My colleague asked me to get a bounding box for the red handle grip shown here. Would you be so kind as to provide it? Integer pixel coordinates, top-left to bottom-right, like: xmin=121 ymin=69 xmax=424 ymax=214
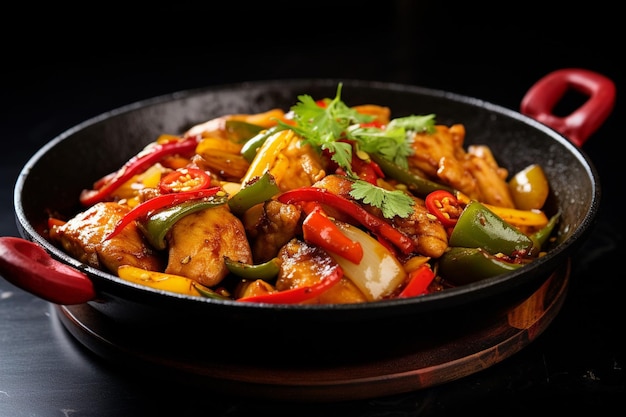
xmin=0 ymin=236 xmax=95 ymax=304
xmin=520 ymin=68 xmax=615 ymax=147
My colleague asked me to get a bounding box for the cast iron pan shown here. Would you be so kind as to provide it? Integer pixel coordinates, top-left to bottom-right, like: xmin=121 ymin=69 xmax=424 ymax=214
xmin=0 ymin=69 xmax=615 ymax=358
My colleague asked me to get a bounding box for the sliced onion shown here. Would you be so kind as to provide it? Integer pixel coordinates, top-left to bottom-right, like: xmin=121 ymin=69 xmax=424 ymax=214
xmin=329 ymin=222 xmax=406 ymax=301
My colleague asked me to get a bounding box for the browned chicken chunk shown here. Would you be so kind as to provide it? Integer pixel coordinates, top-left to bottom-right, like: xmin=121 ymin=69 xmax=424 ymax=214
xmin=242 ymin=200 xmax=302 ymax=263
xmin=309 ymin=174 xmax=358 ymax=224
xmin=165 ymin=204 xmax=252 ymax=287
xmin=409 ymin=124 xmax=515 ymax=207
xmin=50 ymin=202 xmax=163 ymax=273
xmin=312 ymin=174 xmax=354 ymax=196
xmin=465 ymin=144 xmax=514 ymax=207
xmin=391 ymin=197 xmax=448 ymax=258
xmin=276 ymin=238 xmax=367 ymax=304
xmin=272 ymin=136 xmax=327 ymax=191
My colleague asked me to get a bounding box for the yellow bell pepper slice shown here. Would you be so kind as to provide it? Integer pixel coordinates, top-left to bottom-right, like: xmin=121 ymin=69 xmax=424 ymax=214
xmin=117 ymin=265 xmax=210 ymax=297
xmin=508 ymin=164 xmax=550 ymax=210
xmin=455 ymin=191 xmax=548 ymax=228
xmin=483 ymin=204 xmax=549 ymax=228
xmin=239 ymin=129 xmax=294 ymax=186
xmin=228 ymin=108 xmax=286 ymax=128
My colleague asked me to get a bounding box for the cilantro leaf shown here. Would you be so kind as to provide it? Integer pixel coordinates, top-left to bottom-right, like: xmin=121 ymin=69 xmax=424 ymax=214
xmin=345 ymin=125 xmax=414 ymax=168
xmin=349 ymin=180 xmax=415 ymax=219
xmin=387 ymin=114 xmax=437 ymax=134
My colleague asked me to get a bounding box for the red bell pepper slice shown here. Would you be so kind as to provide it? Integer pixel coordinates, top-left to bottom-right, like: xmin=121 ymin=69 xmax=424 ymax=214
xmin=278 ymin=187 xmax=416 ymax=255
xmin=301 ymin=203 xmax=363 ymax=264
xmin=159 ymin=167 xmax=211 ymax=194
xmin=80 ymin=135 xmax=201 ymax=206
xmin=237 ymin=262 xmax=343 ymax=304
xmin=425 ymin=190 xmax=462 ymax=228
xmin=398 ymin=264 xmax=435 ymax=298
xmin=104 ymin=187 xmax=221 ymax=240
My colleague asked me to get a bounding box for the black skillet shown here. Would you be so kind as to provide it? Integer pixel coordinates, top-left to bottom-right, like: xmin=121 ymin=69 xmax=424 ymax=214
xmin=0 ymin=69 xmax=615 ymax=371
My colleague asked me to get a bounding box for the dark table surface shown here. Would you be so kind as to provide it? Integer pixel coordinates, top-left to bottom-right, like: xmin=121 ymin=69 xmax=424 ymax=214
xmin=1 ymin=4 xmax=624 ymax=416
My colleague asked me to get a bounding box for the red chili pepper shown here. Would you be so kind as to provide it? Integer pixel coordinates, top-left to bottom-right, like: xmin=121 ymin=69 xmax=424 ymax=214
xmin=237 ymin=262 xmax=343 ymax=304
xmin=278 ymin=187 xmax=416 ymax=255
xmin=397 ymin=264 xmax=435 ymax=298
xmin=350 ymin=154 xmax=383 ymax=185
xmin=159 ymin=167 xmax=211 ymax=194
xmin=301 ymin=203 xmax=363 ymax=264
xmin=425 ymin=190 xmax=462 ymax=228
xmin=104 ymin=187 xmax=221 ymax=240
xmin=79 ymin=135 xmax=200 ymax=206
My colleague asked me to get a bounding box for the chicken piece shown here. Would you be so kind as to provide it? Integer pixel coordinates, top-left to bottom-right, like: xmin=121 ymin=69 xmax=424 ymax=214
xmin=50 ymin=202 xmax=163 ymax=274
xmin=312 ymin=174 xmax=353 ymax=196
xmin=409 ymin=124 xmax=515 ymax=207
xmin=391 ymin=197 xmax=449 ymax=258
xmin=191 ymin=139 xmax=250 ymax=182
xmin=165 ymin=204 xmax=252 ymax=287
xmin=242 ymin=200 xmax=302 ymax=263
xmin=271 ymin=137 xmax=327 ymax=192
xmin=409 ymin=124 xmax=480 ymax=196
xmin=276 ymin=238 xmax=367 ymax=304
xmin=309 ymin=174 xmax=356 ymax=224
xmin=352 ymin=104 xmax=391 ymax=125
xmin=465 ymin=145 xmax=514 ymax=208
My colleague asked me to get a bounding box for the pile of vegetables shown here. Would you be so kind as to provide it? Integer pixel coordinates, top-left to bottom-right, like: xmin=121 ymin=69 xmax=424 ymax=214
xmin=49 ymin=84 xmax=558 ymax=304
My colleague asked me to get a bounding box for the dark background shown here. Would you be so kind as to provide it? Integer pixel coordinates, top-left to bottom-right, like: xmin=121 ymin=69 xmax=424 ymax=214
xmin=3 ymin=3 xmax=623 ymax=235
xmin=2 ymin=3 xmax=624 ymax=416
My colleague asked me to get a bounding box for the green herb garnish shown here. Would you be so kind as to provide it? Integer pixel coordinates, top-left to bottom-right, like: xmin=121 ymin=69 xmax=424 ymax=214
xmin=349 ymin=179 xmax=415 ymax=219
xmin=278 ymin=83 xmax=436 ymax=219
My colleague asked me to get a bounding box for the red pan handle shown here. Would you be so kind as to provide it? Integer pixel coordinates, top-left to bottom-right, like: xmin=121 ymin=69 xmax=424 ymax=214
xmin=0 ymin=236 xmax=95 ymax=304
xmin=520 ymin=68 xmax=615 ymax=147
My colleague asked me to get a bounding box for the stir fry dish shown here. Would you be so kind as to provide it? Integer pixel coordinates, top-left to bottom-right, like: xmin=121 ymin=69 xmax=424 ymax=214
xmin=48 ymin=84 xmax=558 ymax=304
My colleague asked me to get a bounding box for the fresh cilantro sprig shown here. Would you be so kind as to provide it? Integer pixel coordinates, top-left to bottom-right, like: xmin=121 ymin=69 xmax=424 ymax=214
xmin=349 ymin=179 xmax=415 ymax=219
xmin=277 ymin=83 xmax=436 ymax=219
xmin=345 ymin=125 xmax=412 ymax=168
xmin=284 ymin=84 xmax=373 ymax=175
xmin=347 ymin=114 xmax=436 ymax=168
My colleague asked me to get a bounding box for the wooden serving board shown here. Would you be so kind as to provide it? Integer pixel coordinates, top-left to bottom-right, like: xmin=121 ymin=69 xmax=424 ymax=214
xmin=55 ymin=261 xmax=570 ymax=402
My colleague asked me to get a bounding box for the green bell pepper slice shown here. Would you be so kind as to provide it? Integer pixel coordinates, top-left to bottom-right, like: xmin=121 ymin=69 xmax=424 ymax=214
xmin=240 ymin=125 xmax=287 ymax=162
xmin=438 ymin=247 xmax=526 ymax=285
xmin=449 ymin=200 xmax=534 ymax=256
xmin=530 ymin=211 xmax=561 ymax=252
xmin=224 ymin=256 xmax=280 ymax=281
xmin=193 ymin=284 xmax=232 ymax=300
xmin=224 ymin=120 xmax=265 ymax=143
xmin=138 ymin=195 xmax=228 ymax=250
xmin=369 ymin=153 xmax=456 ymax=197
xmin=227 ymin=171 xmax=280 ymax=215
